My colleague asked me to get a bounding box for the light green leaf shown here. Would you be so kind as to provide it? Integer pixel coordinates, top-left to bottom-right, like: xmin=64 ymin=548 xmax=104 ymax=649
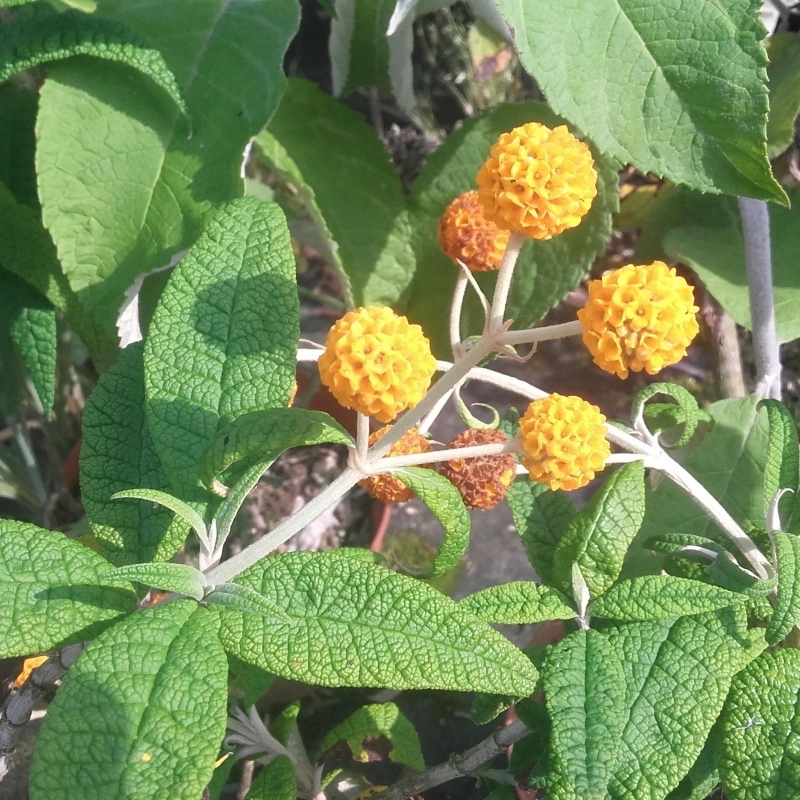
xmin=393 ymin=466 xmax=470 ymax=577
xmin=111 ymin=489 xmax=209 ymax=549
xmin=80 ymin=342 xmax=188 ymax=565
xmin=552 ymin=462 xmax=646 ymax=598
xmin=0 ymin=520 xmax=136 ymax=658
xmin=632 ymin=383 xmax=704 ymax=449
xmin=493 ymin=0 xmax=786 ymax=204
xmin=506 ymin=479 xmax=575 ymax=584
xmin=766 ymin=531 xmax=800 ymax=645
xmin=759 ymin=399 xmax=799 ymax=531
xmin=544 ymin=629 xmax=625 ymax=800
xmin=604 ymin=609 xmax=758 ymax=800
xmin=144 ymin=198 xmax=298 ymax=509
xmin=109 ymin=563 xmax=206 ymax=601
xmin=459 ymin=581 xmax=575 ymax=624
xmin=664 ymin=724 xmax=722 ymax=800
xmin=205 ymin=583 xmax=291 ymax=623
xmin=246 ymin=756 xmax=296 ymax=800
xmin=0 ymin=85 xmax=38 ymax=208
xmin=258 ymin=79 xmax=413 ymax=308
xmin=767 ymin=33 xmax=800 ymax=158
xmin=721 ymin=648 xmax=800 ymax=799
xmin=201 ymin=408 xmax=352 ymax=490
xmin=402 ymin=102 xmax=616 ymax=356
xmin=318 ymin=702 xmax=425 ymax=771
xmin=589 ymin=576 xmax=744 ymax=621
xmin=215 ymin=551 xmax=539 ymax=695
xmin=29 ymin=601 xmax=228 ymax=800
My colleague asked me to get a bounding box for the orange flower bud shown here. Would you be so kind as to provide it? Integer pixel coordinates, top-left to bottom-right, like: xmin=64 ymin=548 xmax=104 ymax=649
xmin=360 ymin=426 xmax=433 ymax=504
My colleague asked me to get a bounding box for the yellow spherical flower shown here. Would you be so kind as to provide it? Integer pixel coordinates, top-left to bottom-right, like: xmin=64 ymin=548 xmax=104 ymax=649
xmin=360 ymin=426 xmax=433 ymax=504
xmin=577 ymin=262 xmax=700 ymax=379
xmin=476 ymin=122 xmax=597 ymax=240
xmin=437 ymin=190 xmax=510 ymax=272
xmin=519 ymin=394 xmax=609 ymax=491
xmin=318 ymin=306 xmax=437 ymax=423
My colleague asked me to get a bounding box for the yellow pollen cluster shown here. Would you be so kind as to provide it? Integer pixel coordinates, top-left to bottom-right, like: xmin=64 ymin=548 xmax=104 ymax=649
xmin=437 ymin=190 xmax=510 ymax=272
xmin=577 ymin=262 xmax=700 ymax=379
xmin=318 ymin=306 xmax=437 ymax=423
xmin=476 ymin=122 xmax=597 ymax=240
xmin=440 ymin=428 xmax=516 ymax=510
xmin=519 ymin=394 xmax=609 ymax=491
xmin=360 ymin=426 xmax=433 ymax=504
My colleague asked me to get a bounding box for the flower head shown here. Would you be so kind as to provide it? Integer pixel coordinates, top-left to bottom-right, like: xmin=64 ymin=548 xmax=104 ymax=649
xmin=437 ymin=190 xmax=510 ymax=272
xmin=360 ymin=426 xmax=432 ymax=504
xmin=318 ymin=306 xmax=437 ymax=423
xmin=577 ymin=262 xmax=700 ymax=379
xmin=440 ymin=428 xmax=516 ymax=510
xmin=519 ymin=394 xmax=609 ymax=491
xmin=476 ymin=122 xmax=597 ymax=240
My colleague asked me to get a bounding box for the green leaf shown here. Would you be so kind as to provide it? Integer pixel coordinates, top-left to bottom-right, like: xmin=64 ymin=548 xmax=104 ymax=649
xmin=0 ymin=520 xmax=136 ymax=658
xmin=552 ymin=462 xmax=646 ymax=598
xmin=767 ymin=33 xmax=800 ymax=158
xmin=759 ymin=399 xmax=799 ymax=531
xmin=201 ymin=408 xmax=352 ymax=490
xmin=708 ymin=549 xmax=777 ymax=596
xmin=402 ymin=102 xmax=617 ymax=357
xmin=0 ymin=7 xmax=185 ymax=112
xmin=544 ymin=629 xmax=625 ymax=800
xmin=459 ymin=581 xmax=575 ymax=624
xmin=603 ymin=609 xmax=758 ymax=800
xmin=318 ymin=702 xmax=425 ymax=771
xmin=28 ymin=601 xmax=228 ymax=800
xmin=393 ymin=466 xmax=470 ymax=577
xmin=721 ymin=648 xmax=800 ymax=799
xmin=331 ymin=0 xmax=392 ymax=96
xmin=664 ymin=723 xmax=722 ymax=800
xmin=80 ymin=342 xmax=188 ymax=565
xmin=589 ymin=576 xmax=744 ymax=621
xmin=246 ymin=756 xmax=296 ymax=800
xmin=259 ymin=78 xmax=413 ymax=308
xmin=0 ymin=85 xmax=38 ymax=208
xmin=493 ymin=0 xmax=786 ymax=204
xmin=144 ymin=198 xmax=298 ymax=509
xmin=215 ymin=551 xmax=539 ymax=695
xmin=632 ymin=382 xmax=704 ymax=449
xmin=766 ymin=531 xmax=800 ymax=645
xmin=109 ymin=563 xmax=206 ymax=601
xmin=205 ymin=583 xmax=291 ymax=623
xmin=506 ymin=479 xmax=575 ymax=584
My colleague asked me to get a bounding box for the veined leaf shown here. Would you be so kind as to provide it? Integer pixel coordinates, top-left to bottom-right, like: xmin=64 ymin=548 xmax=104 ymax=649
xmin=393 ymin=466 xmax=470 ymax=578
xmin=767 ymin=33 xmax=800 ymax=158
xmin=632 ymin=382 xmax=704 ymax=449
xmin=246 ymin=756 xmax=296 ymax=800
xmin=766 ymin=531 xmax=800 ymax=645
xmin=759 ymin=399 xmax=799 ymax=531
xmin=109 ymin=563 xmax=206 ymax=601
xmin=29 ymin=602 xmax=228 ymax=800
xmin=81 ymin=343 xmax=188 ymax=565
xmin=493 ymin=0 xmax=786 ymax=204
xmin=459 ymin=581 xmax=575 ymax=624
xmin=318 ymin=702 xmax=425 ymax=771
xmin=144 ymin=198 xmax=298 ymax=510
xmin=215 ymin=551 xmax=539 ymax=695
xmin=665 ymin=723 xmax=722 ymax=800
xmin=544 ymin=630 xmax=625 ymax=800
xmin=0 ymin=520 xmax=136 ymax=658
xmin=205 ymin=583 xmax=291 ymax=623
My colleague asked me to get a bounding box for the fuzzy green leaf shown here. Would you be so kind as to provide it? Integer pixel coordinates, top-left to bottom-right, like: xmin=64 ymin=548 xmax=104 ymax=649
xmin=760 ymin=399 xmax=799 ymax=530
xmin=545 ymin=629 xmax=625 ymax=800
xmin=506 ymin=480 xmax=575 ymax=583
xmin=246 ymin=756 xmax=296 ymax=800
xmin=767 ymin=33 xmax=800 ymax=158
xmin=144 ymin=198 xmax=298 ymax=510
xmin=29 ymin=601 xmax=228 ymax=800
xmin=81 ymin=343 xmax=188 ymax=565
xmin=109 ymin=563 xmax=206 ymax=601
xmin=552 ymin=463 xmax=646 ymax=598
xmin=393 ymin=467 xmax=470 ymax=577
xmin=766 ymin=531 xmax=800 ymax=645
xmin=632 ymin=382 xmax=703 ymax=449
xmin=0 ymin=520 xmax=136 ymax=658
xmin=205 ymin=583 xmax=291 ymax=623
xmin=459 ymin=581 xmax=575 ymax=624
xmin=318 ymin=702 xmax=425 ymax=771
xmin=494 ymin=0 xmax=786 ymax=204
xmin=589 ymin=576 xmax=744 ymax=621
xmin=215 ymin=551 xmax=539 ymax=695
xmin=664 ymin=724 xmax=722 ymax=800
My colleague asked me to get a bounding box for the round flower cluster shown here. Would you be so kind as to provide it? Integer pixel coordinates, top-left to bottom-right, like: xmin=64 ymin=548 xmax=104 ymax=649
xmin=577 ymin=262 xmax=700 ymax=379
xmin=440 ymin=428 xmax=516 ymax=510
xmin=318 ymin=306 xmax=437 ymax=423
xmin=476 ymin=122 xmax=597 ymax=240
xmin=359 ymin=426 xmax=432 ymax=504
xmin=437 ymin=190 xmax=510 ymax=272
xmin=519 ymin=394 xmax=609 ymax=491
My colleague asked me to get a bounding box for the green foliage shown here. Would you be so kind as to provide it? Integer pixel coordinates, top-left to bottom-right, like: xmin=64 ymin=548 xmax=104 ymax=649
xmin=144 ymin=198 xmax=298 ymax=510
xmin=632 ymin=382 xmax=706 ymax=448
xmin=318 ymin=702 xmax=425 ymax=771
xmin=765 ymin=532 xmax=800 ymax=645
xmin=28 ymin=602 xmax=228 ymax=800
xmin=109 ymin=563 xmax=206 ymax=601
xmin=760 ymin=399 xmax=800 ymax=530
xmin=665 ymin=724 xmax=722 ymax=800
xmin=459 ymin=581 xmax=575 ymax=624
xmin=0 ymin=520 xmax=136 ymax=658
xmin=0 ymin=85 xmax=38 ymax=208
xmin=767 ymin=33 xmax=800 ymax=158
xmin=205 ymin=583 xmax=291 ymax=623
xmin=493 ymin=0 xmax=786 ymax=204
xmin=246 ymin=756 xmax=296 ymax=800
xmin=215 ymin=551 xmax=539 ymax=694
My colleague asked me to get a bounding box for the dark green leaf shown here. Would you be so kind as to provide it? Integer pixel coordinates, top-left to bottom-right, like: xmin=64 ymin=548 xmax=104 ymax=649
xmin=759 ymin=399 xmax=799 ymax=531
xmin=766 ymin=531 xmax=800 ymax=645
xmin=246 ymin=756 xmax=296 ymax=800
xmin=767 ymin=33 xmax=800 ymax=158
xmin=632 ymin=383 xmax=704 ymax=449
xmin=0 ymin=85 xmax=38 ymax=208
xmin=664 ymin=723 xmax=722 ymax=800
xmin=459 ymin=581 xmax=575 ymax=624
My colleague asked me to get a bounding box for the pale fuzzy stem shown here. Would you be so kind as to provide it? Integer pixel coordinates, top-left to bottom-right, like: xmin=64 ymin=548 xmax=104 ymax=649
xmin=500 ymin=319 xmax=584 ymax=346
xmin=365 ymin=438 xmax=518 ymax=474
xmin=417 ymin=385 xmax=458 ymax=435
xmin=450 ymin=270 xmax=468 ymax=359
xmin=356 ymin=413 xmax=370 ymax=462
xmin=488 ymin=232 xmax=525 ymax=333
